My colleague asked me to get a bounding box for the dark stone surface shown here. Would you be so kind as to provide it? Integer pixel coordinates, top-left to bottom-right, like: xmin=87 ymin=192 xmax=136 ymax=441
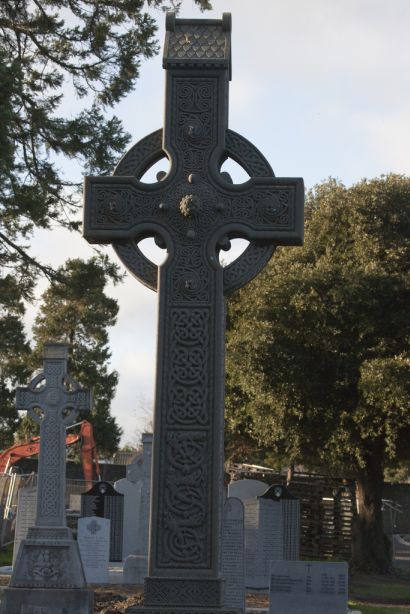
xmin=81 ymin=481 xmax=124 ymax=561
xmin=83 ymin=11 xmax=304 ymax=614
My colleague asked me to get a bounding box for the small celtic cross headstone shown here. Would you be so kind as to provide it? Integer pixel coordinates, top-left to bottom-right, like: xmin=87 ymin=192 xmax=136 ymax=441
xmin=16 ymin=344 xmax=92 ymax=527
xmin=1 ymin=344 xmax=94 ymax=614
xmin=84 ymin=12 xmax=304 ymax=614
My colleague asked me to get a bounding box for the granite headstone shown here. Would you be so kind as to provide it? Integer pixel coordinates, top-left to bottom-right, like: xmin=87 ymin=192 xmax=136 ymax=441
xmin=81 ymin=480 xmax=124 ymax=562
xmin=228 ymin=479 xmax=269 ymax=502
xmin=78 ymin=516 xmax=110 ymax=584
xmin=221 ymin=497 xmax=245 ymax=611
xmin=269 ymin=560 xmax=348 ymax=614
xmin=114 ymin=477 xmax=142 ymax=560
xmin=244 ymin=496 xmax=284 ymax=589
xmin=123 ymin=433 xmax=153 ymax=583
xmin=261 ymin=485 xmax=300 ymax=560
xmin=12 ymin=486 xmax=37 ymax=567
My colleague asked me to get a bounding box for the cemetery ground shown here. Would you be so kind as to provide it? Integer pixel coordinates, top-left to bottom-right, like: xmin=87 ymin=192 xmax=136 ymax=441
xmin=1 ymin=564 xmax=410 ymax=613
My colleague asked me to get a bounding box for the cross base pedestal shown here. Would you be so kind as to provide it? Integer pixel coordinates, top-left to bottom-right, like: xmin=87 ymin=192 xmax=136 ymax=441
xmin=1 ymin=527 xmax=93 ymax=614
xmin=144 ymin=577 xmax=225 ymax=608
xmin=126 ymin=607 xmax=241 ymax=614
xmin=0 ymin=587 xmax=93 ymax=614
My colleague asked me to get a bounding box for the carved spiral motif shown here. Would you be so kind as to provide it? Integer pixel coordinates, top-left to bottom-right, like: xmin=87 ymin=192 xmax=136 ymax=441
xmin=165 ymin=528 xmax=204 ymax=564
xmin=160 ymin=431 xmax=208 ymax=566
xmin=97 ymin=188 xmax=134 ymax=224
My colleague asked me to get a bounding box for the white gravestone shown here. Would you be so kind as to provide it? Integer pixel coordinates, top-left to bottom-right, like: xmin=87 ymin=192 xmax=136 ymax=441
xmin=282 ymin=497 xmax=300 ymax=560
xmin=123 ymin=433 xmax=153 ymax=584
xmin=269 ymin=560 xmax=348 ymax=614
xmin=12 ymin=486 xmax=37 ymax=568
xmin=262 ymin=484 xmax=300 ymax=560
xmin=114 ymin=477 xmax=142 ymax=560
xmin=228 ymin=479 xmax=269 ymax=501
xmin=78 ymin=516 xmax=110 ymax=584
xmin=245 ymin=497 xmax=283 ymax=589
xmin=135 ymin=432 xmax=152 ymax=556
xmin=222 ymin=497 xmax=245 ymax=611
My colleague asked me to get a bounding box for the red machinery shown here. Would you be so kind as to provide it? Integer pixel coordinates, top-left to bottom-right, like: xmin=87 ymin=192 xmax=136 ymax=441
xmin=0 ymin=420 xmax=100 ymax=485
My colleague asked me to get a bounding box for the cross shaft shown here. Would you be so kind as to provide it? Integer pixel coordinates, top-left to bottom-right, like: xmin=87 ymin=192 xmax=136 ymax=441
xmin=83 ymin=12 xmax=304 ymax=612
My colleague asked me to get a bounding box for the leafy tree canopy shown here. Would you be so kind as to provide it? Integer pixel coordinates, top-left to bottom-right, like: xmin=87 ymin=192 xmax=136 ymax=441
xmin=0 ymin=0 xmax=211 ymax=298
xmin=0 ymin=0 xmax=211 ymax=451
xmin=226 ymin=175 xmax=410 ymax=571
xmin=17 ymin=256 xmax=123 ymax=457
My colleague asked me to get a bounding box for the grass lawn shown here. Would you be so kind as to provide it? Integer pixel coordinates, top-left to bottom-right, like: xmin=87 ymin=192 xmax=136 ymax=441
xmin=0 ymin=543 xmax=13 ymax=566
xmin=349 ymin=603 xmax=410 ymax=613
xmin=350 ymin=571 xmax=410 ymax=602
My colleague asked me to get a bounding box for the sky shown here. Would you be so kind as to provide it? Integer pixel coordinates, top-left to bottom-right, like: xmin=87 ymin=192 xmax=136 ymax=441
xmin=27 ymin=0 xmax=410 ymax=446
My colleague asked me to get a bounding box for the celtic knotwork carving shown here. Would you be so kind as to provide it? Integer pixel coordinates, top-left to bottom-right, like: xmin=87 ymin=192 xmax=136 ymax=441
xmin=173 ymin=309 xmax=209 ymax=345
xmin=96 ymin=187 xmax=134 ymax=224
xmin=28 ymin=547 xmax=64 ymax=583
xmin=173 ymin=347 xmax=207 ymax=384
xmin=109 ymin=127 xmax=280 ymax=293
xmin=144 ymin=577 xmax=224 ymax=607
xmin=113 ymin=240 xmax=158 ymax=291
xmin=115 ymin=129 xmax=163 ymax=178
xmin=168 ymin=385 xmax=207 ymax=426
xmin=175 ymin=80 xmax=216 ymax=155
xmin=27 ymin=527 xmax=68 ymax=540
xmin=223 ymin=242 xmax=276 ymax=295
xmin=168 ymin=307 xmax=209 ymax=425
xmin=158 ymin=431 xmax=209 ymax=567
xmin=40 ymin=472 xmax=60 ymax=518
xmin=224 ymin=130 xmax=273 ymax=177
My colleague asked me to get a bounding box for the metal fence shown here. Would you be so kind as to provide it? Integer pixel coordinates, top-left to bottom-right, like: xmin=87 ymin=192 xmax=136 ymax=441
xmin=0 ymin=473 xmax=103 ymax=546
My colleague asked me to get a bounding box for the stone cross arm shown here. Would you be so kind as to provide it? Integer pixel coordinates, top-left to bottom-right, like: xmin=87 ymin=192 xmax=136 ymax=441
xmin=83 ymin=172 xmax=304 ymax=249
xmin=16 ymin=344 xmax=92 ymax=426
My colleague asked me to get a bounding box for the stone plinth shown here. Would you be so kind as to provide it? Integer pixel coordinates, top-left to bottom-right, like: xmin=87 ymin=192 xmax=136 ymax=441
xmin=2 ymin=588 xmax=93 ymax=614
xmin=2 ymin=527 xmax=93 ymax=613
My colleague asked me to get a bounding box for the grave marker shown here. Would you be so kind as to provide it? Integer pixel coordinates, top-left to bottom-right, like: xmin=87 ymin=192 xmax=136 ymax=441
xmin=269 ymin=560 xmax=348 ymax=614
xmin=123 ymin=433 xmax=153 ymax=584
xmin=244 ymin=497 xmax=283 ymax=589
xmin=1 ymin=344 xmax=93 ymax=614
xmin=83 ymin=11 xmax=304 ymax=614
xmin=12 ymin=486 xmax=37 ymax=568
xmin=81 ymin=480 xmax=124 ymax=561
xmin=228 ymin=479 xmax=269 ymax=501
xmin=222 ymin=498 xmax=245 ymax=611
xmin=114 ymin=477 xmax=141 ymax=559
xmin=260 ymin=484 xmax=300 ymax=560
xmin=77 ymin=516 xmax=110 ymax=584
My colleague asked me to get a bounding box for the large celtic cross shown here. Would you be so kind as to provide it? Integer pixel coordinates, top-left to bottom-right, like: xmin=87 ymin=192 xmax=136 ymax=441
xmin=84 ymin=13 xmax=303 ymax=612
xmin=16 ymin=344 xmax=92 ymax=527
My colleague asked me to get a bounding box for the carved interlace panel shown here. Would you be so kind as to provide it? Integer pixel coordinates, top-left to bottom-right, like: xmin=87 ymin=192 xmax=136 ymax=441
xmin=83 ymin=13 xmax=304 ymax=599
xmin=15 ymin=350 xmax=91 ymax=527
